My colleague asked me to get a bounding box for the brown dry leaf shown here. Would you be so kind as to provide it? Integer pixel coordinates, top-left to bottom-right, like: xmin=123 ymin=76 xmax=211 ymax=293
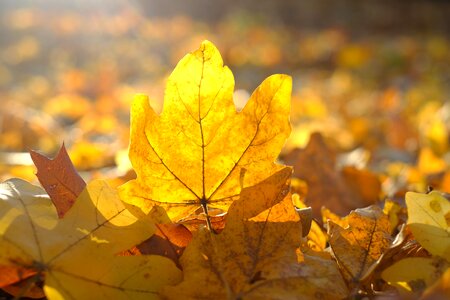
xmin=328 ymin=205 xmax=393 ymax=291
xmin=342 ymin=166 xmax=381 ymax=205
xmin=30 ymin=144 xmax=86 ymax=218
xmin=119 ymin=40 xmax=292 ymax=221
xmin=1 ymin=273 xmax=45 ymax=299
xmin=292 ymin=194 xmax=326 ymax=250
xmin=161 ymin=168 xmax=348 ymax=299
xmin=285 ymin=132 xmax=380 ymax=219
xmin=123 ymin=223 xmax=192 ymax=269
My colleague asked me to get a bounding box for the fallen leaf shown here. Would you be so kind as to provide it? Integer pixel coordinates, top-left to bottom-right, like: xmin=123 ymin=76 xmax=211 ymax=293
xmin=342 ymin=166 xmax=381 ymax=206
xmin=0 ymin=266 xmax=36 ymax=290
xmin=285 ymin=132 xmax=380 ymax=219
xmin=405 ymin=191 xmax=450 ymax=260
xmin=0 ymin=178 xmax=181 ymax=299
xmin=292 ymin=194 xmax=325 ymax=249
xmin=381 ymin=257 xmax=449 ymax=295
xmin=328 ymin=205 xmax=393 ymax=291
xmin=119 ymin=40 xmax=292 ymax=221
xmin=1 ymin=274 xmax=45 ymax=299
xmin=162 ymin=168 xmax=348 ymax=299
xmin=30 ymin=143 xmax=86 ymax=218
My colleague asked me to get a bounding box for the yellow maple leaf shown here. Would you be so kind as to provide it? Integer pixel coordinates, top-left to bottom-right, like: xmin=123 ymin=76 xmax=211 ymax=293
xmin=406 ymin=191 xmax=450 ymax=260
xmin=0 ymin=179 xmax=181 ymax=299
xmin=161 ymin=168 xmax=348 ymax=299
xmin=119 ymin=40 xmax=292 ymax=221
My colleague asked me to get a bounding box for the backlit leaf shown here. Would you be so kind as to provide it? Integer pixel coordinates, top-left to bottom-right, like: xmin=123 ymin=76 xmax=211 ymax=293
xmin=162 ymin=168 xmax=348 ymax=299
xmin=119 ymin=40 xmax=292 ymax=221
xmin=0 ymin=178 xmax=181 ymax=299
xmin=382 ymin=257 xmax=449 ymax=295
xmin=30 ymin=144 xmax=86 ymax=218
xmin=406 ymin=191 xmax=450 ymax=260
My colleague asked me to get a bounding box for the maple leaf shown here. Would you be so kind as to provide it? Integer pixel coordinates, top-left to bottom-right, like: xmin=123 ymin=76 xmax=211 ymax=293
xmin=405 ymin=191 xmax=450 ymax=260
xmin=30 ymin=143 xmax=86 ymax=218
xmin=161 ymin=168 xmax=348 ymax=299
xmin=119 ymin=40 xmax=292 ymax=221
xmin=285 ymin=132 xmax=381 ymax=219
xmin=0 ymin=178 xmax=181 ymax=299
xmin=328 ymin=206 xmax=393 ymax=292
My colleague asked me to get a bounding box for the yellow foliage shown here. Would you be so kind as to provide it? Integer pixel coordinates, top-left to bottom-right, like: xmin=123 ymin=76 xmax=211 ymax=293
xmin=382 ymin=257 xmax=449 ymax=295
xmin=162 ymin=168 xmax=347 ymax=299
xmin=406 ymin=191 xmax=450 ymax=260
xmin=0 ymin=179 xmax=181 ymax=299
xmin=119 ymin=40 xmax=292 ymax=221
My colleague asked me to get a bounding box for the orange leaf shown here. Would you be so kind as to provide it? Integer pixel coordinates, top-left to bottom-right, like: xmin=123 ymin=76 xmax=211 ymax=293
xmin=30 ymin=144 xmax=85 ymax=218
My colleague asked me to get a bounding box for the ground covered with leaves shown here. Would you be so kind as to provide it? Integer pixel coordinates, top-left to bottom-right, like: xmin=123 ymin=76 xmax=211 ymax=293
xmin=0 ymin=1 xmax=449 ymax=299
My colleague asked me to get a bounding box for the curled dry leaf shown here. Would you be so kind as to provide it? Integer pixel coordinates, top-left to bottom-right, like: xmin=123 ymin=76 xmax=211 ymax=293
xmin=119 ymin=40 xmax=292 ymax=221
xmin=0 ymin=179 xmax=181 ymax=299
xmin=30 ymin=143 xmax=86 ymax=218
xmin=328 ymin=205 xmax=393 ymax=291
xmin=162 ymin=168 xmax=348 ymax=300
xmin=292 ymin=194 xmax=326 ymax=250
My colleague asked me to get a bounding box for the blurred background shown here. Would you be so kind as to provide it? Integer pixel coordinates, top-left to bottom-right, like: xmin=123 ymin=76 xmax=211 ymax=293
xmin=0 ymin=0 xmax=449 ymax=197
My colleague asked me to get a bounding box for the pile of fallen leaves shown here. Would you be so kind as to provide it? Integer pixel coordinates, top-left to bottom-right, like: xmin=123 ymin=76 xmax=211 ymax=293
xmin=1 ymin=41 xmax=449 ymax=300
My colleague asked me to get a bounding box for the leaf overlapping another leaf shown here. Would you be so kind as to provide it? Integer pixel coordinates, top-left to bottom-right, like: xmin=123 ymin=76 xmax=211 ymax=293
xmin=406 ymin=191 xmax=450 ymax=260
xmin=162 ymin=168 xmax=348 ymax=299
xmin=30 ymin=144 xmax=86 ymax=218
xmin=0 ymin=179 xmax=181 ymax=299
xmin=119 ymin=40 xmax=292 ymax=221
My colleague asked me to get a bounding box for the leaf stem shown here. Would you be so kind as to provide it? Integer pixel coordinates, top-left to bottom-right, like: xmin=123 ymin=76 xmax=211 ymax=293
xmin=201 ymin=200 xmax=214 ymax=233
